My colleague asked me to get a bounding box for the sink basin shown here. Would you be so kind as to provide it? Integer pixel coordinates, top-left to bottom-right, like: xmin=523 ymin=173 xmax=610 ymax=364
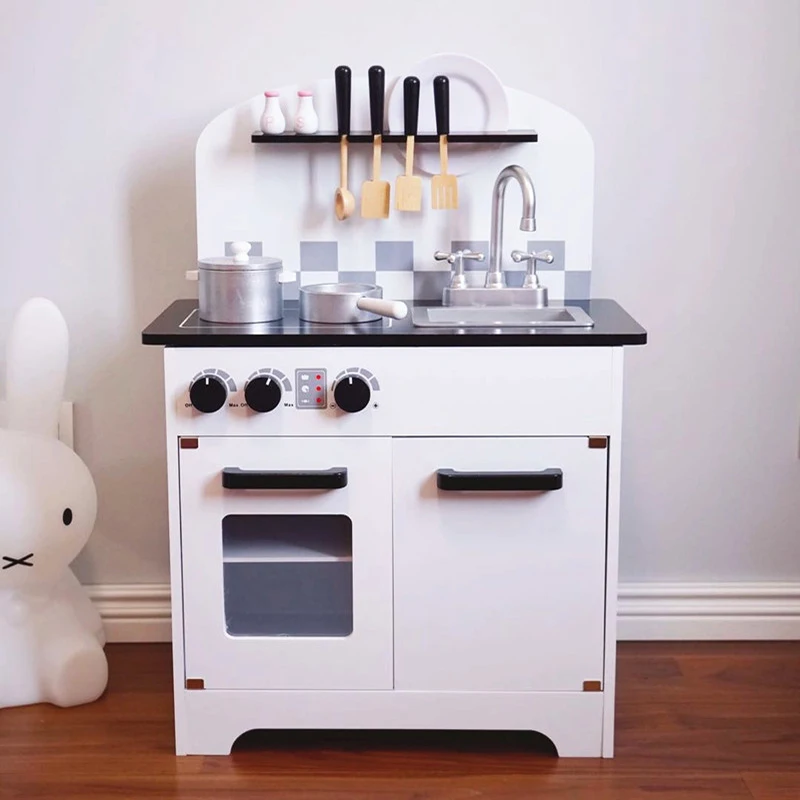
xmin=411 ymin=306 xmax=595 ymax=328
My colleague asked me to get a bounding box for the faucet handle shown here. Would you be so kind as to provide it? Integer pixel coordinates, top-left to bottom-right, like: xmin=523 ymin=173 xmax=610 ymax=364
xmin=510 ymin=249 xmax=554 ymax=265
xmin=511 ymin=249 xmax=553 ymax=286
xmin=434 ymin=249 xmax=485 ymax=289
xmin=434 ymin=249 xmax=485 ymax=264
xmin=509 ymin=250 xmax=552 ymax=304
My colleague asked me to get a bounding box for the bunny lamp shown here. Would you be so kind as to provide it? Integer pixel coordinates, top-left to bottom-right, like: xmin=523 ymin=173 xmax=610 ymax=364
xmin=0 ymin=297 xmax=107 ymax=708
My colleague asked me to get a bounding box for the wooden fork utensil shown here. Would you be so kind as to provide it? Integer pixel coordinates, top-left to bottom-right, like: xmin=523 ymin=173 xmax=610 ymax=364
xmin=431 ymin=75 xmax=458 ymax=210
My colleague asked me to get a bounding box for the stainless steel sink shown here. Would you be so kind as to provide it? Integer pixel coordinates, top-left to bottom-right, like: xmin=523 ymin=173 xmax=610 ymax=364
xmin=411 ymin=306 xmax=595 ymax=328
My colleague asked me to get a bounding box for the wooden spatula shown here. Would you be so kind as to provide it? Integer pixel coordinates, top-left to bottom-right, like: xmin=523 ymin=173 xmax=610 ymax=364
xmin=361 ymin=65 xmax=390 ymax=218
xmin=431 ymin=75 xmax=458 ymax=210
xmin=395 ymin=76 xmax=422 ymax=212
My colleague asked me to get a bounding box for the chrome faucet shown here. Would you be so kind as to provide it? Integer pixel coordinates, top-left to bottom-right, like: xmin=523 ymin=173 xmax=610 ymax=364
xmin=486 ymin=165 xmax=537 ymax=289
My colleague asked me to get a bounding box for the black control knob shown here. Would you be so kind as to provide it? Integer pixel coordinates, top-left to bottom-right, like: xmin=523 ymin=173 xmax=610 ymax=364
xmin=245 ymin=375 xmax=282 ymax=413
xmin=189 ymin=374 xmax=228 ymax=414
xmin=334 ymin=375 xmax=371 ymax=413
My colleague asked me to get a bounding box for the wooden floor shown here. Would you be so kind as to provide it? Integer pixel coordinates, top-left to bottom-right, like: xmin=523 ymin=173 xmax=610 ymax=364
xmin=1 ymin=643 xmax=799 ymax=799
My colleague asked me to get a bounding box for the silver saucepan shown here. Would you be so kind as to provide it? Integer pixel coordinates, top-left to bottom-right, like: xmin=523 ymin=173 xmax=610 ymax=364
xmin=299 ymin=283 xmax=408 ymax=324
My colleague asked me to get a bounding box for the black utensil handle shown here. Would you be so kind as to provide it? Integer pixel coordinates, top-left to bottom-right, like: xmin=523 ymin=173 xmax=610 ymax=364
xmin=335 ymin=65 xmax=351 ymax=136
xmin=404 ymin=76 xmax=420 ymax=137
xmin=436 ymin=468 xmax=563 ymax=492
xmin=222 ymin=467 xmax=348 ymax=490
xmin=433 ymin=75 xmax=449 ymax=136
xmin=368 ymin=65 xmax=385 ymax=136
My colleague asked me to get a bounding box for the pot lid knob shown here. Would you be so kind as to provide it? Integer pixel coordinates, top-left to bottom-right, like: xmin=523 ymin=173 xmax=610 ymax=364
xmin=230 ymin=241 xmax=251 ymax=264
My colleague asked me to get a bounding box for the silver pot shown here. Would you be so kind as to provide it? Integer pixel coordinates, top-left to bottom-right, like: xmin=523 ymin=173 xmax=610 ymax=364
xmin=191 ymin=242 xmax=294 ymax=323
xmin=299 ymin=283 xmax=408 ymax=324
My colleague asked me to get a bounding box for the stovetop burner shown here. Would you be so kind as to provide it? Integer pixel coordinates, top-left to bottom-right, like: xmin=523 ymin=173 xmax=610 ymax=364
xmin=178 ymin=306 xmax=394 ymax=334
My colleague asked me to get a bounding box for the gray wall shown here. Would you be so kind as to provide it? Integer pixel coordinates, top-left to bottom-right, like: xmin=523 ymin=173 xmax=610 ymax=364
xmin=0 ymin=0 xmax=798 ymax=585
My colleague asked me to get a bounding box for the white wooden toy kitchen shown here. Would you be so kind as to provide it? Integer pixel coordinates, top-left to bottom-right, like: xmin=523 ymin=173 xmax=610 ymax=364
xmin=142 ymin=56 xmax=647 ymax=758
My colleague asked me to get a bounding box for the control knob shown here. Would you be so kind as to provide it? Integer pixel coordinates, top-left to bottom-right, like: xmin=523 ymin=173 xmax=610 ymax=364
xmin=245 ymin=375 xmax=282 ymax=413
xmin=189 ymin=374 xmax=228 ymax=414
xmin=333 ymin=374 xmax=371 ymax=413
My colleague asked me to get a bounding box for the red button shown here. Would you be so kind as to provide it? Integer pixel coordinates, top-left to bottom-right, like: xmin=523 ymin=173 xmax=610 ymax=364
xmin=316 ymin=386 xmax=321 ymax=392
xmin=316 ymin=398 xmax=322 ymax=404
xmin=316 ymin=374 xmax=321 ymax=380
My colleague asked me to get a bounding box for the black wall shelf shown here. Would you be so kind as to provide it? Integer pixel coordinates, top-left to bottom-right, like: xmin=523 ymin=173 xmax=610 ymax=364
xmin=251 ymin=130 xmax=538 ymax=145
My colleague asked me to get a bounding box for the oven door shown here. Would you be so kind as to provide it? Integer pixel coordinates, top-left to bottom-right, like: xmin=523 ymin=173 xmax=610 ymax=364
xmin=178 ymin=436 xmax=392 ymax=690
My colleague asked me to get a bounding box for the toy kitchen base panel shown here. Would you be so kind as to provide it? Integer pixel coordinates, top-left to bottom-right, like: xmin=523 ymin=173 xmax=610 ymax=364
xmin=180 ymin=690 xmax=604 ymax=757
xmin=163 ymin=347 xmax=624 ymax=758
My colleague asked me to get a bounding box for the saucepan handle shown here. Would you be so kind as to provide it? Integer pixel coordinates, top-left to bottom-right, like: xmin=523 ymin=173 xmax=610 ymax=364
xmin=356 ymin=297 xmax=408 ymax=320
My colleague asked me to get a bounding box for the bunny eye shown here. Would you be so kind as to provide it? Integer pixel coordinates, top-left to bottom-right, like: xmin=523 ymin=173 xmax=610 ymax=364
xmin=62 ymin=508 xmax=73 ymax=526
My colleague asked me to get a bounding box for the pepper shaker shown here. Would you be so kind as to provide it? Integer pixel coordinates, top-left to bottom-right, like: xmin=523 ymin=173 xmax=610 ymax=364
xmin=294 ymin=90 xmax=319 ymax=134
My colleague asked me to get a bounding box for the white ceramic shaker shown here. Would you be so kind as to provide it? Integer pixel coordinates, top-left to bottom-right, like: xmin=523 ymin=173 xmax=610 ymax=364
xmin=293 ymin=90 xmax=319 ymax=134
xmin=260 ymin=91 xmax=286 ymax=134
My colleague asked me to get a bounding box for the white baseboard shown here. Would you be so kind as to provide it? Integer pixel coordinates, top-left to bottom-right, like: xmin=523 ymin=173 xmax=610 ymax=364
xmin=88 ymin=584 xmax=171 ymax=643
xmin=617 ymin=582 xmax=800 ymax=640
xmin=88 ymin=582 xmax=800 ymax=644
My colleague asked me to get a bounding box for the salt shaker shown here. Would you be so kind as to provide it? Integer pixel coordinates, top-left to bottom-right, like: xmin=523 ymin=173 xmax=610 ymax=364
xmin=293 ymin=90 xmax=319 ymax=134
xmin=260 ymin=91 xmax=286 ymax=134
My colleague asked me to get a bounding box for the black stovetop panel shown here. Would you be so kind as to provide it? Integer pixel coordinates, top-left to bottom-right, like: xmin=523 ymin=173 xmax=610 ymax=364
xmin=142 ymin=299 xmax=647 ymax=348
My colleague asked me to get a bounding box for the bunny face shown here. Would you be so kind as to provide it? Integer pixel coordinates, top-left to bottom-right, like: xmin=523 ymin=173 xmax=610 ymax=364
xmin=0 ymin=431 xmax=97 ymax=589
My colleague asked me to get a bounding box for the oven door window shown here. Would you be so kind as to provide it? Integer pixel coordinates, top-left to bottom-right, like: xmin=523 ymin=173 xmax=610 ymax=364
xmin=222 ymin=514 xmax=353 ymax=637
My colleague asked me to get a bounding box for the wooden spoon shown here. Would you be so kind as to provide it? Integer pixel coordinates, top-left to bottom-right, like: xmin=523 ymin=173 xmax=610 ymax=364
xmin=334 ymin=66 xmax=355 ymax=220
xmin=335 ymin=136 xmax=355 ymax=220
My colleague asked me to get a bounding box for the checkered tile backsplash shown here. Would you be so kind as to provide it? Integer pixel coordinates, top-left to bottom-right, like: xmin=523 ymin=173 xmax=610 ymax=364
xmin=226 ymin=240 xmax=590 ymax=302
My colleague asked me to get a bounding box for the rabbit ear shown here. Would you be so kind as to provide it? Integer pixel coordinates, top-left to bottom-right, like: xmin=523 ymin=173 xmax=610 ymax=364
xmin=5 ymin=297 xmax=68 ymax=439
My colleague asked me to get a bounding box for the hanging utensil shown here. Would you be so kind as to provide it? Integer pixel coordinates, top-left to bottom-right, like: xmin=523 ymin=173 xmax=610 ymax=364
xmin=395 ymin=76 xmax=422 ymax=212
xmin=431 ymin=75 xmax=458 ymax=210
xmin=334 ymin=65 xmax=355 ymax=220
xmin=360 ymin=65 xmax=391 ymax=219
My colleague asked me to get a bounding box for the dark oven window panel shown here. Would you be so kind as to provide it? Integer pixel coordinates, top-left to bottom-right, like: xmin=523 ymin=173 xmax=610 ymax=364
xmin=221 ymin=514 xmax=353 ymax=637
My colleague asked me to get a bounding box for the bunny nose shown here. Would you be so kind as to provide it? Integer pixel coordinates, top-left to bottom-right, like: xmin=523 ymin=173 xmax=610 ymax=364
xmin=2 ymin=553 xmax=34 ymax=569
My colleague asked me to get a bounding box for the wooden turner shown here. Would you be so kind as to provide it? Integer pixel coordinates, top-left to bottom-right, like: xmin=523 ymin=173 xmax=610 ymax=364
xmin=361 ymin=65 xmax=390 ymax=218
xmin=395 ymin=76 xmax=422 ymax=211
xmin=431 ymin=75 xmax=458 ymax=210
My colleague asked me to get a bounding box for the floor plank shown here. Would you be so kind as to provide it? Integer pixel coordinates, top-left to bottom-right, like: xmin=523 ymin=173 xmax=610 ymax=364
xmin=0 ymin=642 xmax=799 ymax=799
xmin=743 ymin=771 xmax=800 ymax=800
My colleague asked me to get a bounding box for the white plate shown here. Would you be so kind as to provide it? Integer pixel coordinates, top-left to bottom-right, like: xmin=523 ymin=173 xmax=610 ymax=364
xmin=387 ymin=53 xmax=509 ymax=176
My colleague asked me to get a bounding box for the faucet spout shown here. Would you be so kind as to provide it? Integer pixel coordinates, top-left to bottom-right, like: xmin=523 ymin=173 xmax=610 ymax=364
xmin=486 ymin=165 xmax=537 ymax=288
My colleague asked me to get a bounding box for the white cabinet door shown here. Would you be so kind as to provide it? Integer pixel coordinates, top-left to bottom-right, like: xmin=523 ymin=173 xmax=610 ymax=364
xmin=179 ymin=437 xmax=392 ymax=690
xmin=393 ymin=437 xmax=607 ymax=692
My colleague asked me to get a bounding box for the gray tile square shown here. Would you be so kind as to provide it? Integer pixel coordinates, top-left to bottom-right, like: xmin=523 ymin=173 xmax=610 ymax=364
xmin=414 ymin=271 xmax=450 ymax=301
xmin=564 ymin=271 xmax=592 ymax=300
xmin=225 ymin=241 xmax=262 ymax=256
xmin=338 ymin=271 xmax=377 ymax=286
xmin=504 ymin=271 xmax=525 ymax=288
xmin=375 ymin=241 xmax=414 ymax=271
xmin=282 ymin=278 xmax=299 ymax=302
xmin=525 ymin=240 xmax=565 ymax=271
xmin=450 ymin=240 xmax=489 ymax=270
xmin=300 ymin=241 xmax=338 ymax=271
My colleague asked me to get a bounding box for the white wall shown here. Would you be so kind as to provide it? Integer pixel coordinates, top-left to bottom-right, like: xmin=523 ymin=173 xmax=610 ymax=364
xmin=0 ymin=0 xmax=798 ymax=586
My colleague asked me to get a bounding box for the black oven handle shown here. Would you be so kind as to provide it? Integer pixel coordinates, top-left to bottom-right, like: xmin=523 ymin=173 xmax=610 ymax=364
xmin=222 ymin=467 xmax=348 ymax=490
xmin=436 ymin=468 xmax=563 ymax=492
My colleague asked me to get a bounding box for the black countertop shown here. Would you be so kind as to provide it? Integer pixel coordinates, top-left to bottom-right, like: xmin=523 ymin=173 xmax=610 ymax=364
xmin=142 ymin=299 xmax=647 ymax=348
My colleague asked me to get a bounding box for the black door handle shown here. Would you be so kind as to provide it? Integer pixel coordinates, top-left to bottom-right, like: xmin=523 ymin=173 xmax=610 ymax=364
xmin=436 ymin=468 xmax=563 ymax=492
xmin=222 ymin=467 xmax=348 ymax=490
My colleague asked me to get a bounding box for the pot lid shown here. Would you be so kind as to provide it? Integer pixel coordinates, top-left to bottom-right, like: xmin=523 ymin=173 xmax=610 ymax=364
xmin=199 ymin=241 xmax=283 ymax=271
